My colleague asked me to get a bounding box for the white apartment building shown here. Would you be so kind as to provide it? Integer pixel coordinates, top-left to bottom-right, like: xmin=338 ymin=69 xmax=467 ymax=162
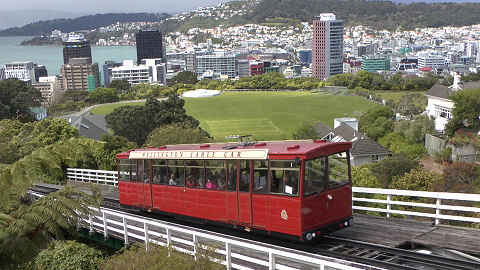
xmin=3 ymin=61 xmax=36 ymax=83
xmin=195 ymin=53 xmax=236 ymax=79
xmin=32 ymin=76 xmax=62 ymax=108
xmin=417 ymin=53 xmax=447 ymax=69
xmin=111 ymin=59 xmax=166 ymax=86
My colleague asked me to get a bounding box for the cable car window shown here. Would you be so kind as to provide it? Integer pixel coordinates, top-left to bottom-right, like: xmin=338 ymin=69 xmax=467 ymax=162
xmin=269 ymin=160 xmax=299 ymax=196
xmin=227 ymin=161 xmax=237 ymax=191
xmin=186 ymin=160 xmax=204 ymax=188
xmin=152 ymin=160 xmax=167 ymax=185
xmin=136 ymin=160 xmax=143 ymax=182
xmin=167 ymin=160 xmax=184 ymax=186
xmin=131 ymin=160 xmax=137 ymax=182
xmin=253 ymin=161 xmax=268 ymax=194
xmin=328 ymin=152 xmax=350 ymax=189
xmin=205 ymin=160 xmax=226 ymax=190
xmin=143 ymin=160 xmax=150 ymax=183
xmin=304 ymin=157 xmax=327 ymax=196
xmin=239 ymin=160 xmax=250 ymax=192
xmin=118 ymin=159 xmax=131 ymax=182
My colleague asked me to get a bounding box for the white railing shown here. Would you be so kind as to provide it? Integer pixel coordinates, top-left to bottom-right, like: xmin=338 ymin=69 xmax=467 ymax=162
xmin=352 ymin=187 xmax=480 ymax=225
xmin=67 ymin=168 xmax=117 ymax=186
xmin=66 ymin=168 xmax=480 ymax=226
xmin=28 ymin=191 xmax=380 ymax=270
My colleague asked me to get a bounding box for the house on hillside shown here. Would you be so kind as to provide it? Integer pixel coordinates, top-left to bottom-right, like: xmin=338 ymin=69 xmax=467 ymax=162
xmin=313 ymin=118 xmax=392 ymax=166
xmin=426 ymin=74 xmax=480 ymax=131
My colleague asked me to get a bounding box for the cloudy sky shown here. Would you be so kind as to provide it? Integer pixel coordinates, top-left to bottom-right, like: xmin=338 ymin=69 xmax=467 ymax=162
xmin=0 ymin=0 xmax=227 ymax=14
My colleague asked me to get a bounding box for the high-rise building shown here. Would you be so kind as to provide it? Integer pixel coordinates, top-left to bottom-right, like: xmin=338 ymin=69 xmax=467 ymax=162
xmin=249 ymin=60 xmax=265 ymax=76
xmin=237 ymin=59 xmax=250 ymax=78
xmin=62 ymin=33 xmax=92 ymax=65
xmin=3 ymin=61 xmax=36 ymax=83
xmin=299 ymin=50 xmax=312 ymax=64
xmin=61 ymin=58 xmax=100 ymax=91
xmin=32 ymin=76 xmax=61 ymax=107
xmin=185 ymin=52 xmax=196 ymax=73
xmin=418 ymin=53 xmax=446 ymax=69
xmin=196 ymin=53 xmax=236 ymax=79
xmin=136 ymin=30 xmax=164 ymax=65
xmin=312 ymin=13 xmax=344 ymax=80
xmin=34 ymin=64 xmax=48 ymax=82
xmin=361 ymin=55 xmax=391 ymax=72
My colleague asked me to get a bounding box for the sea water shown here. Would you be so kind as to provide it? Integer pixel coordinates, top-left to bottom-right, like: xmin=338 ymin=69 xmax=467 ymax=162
xmin=0 ymin=36 xmax=136 ymax=79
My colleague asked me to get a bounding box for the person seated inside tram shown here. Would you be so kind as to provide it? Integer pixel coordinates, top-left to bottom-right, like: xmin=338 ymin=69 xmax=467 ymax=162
xmin=218 ymin=169 xmax=226 ymax=189
xmin=169 ymin=173 xmax=177 ymax=186
xmin=283 ymin=171 xmax=298 ymax=195
xmin=186 ymin=176 xmax=196 ymax=187
xmin=206 ymin=177 xmax=218 ymax=189
xmin=153 ymin=173 xmax=162 ymax=184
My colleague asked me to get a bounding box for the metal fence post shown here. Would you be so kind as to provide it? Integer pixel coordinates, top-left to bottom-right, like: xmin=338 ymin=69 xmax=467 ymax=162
xmin=435 ymin=198 xmax=442 ymax=225
xmin=226 ymin=242 xmax=232 ymax=270
xmin=102 ymin=211 xmax=108 ymax=239
xmin=193 ymin=234 xmax=198 ymax=261
xmin=269 ymin=252 xmax=275 ymax=270
xmin=123 ymin=217 xmax=129 ymax=245
xmin=144 ymin=223 xmax=149 ymax=250
xmin=386 ymin=194 xmax=391 ymax=218
xmin=89 ymin=214 xmax=94 ymax=234
xmin=166 ymin=228 xmax=171 ymax=245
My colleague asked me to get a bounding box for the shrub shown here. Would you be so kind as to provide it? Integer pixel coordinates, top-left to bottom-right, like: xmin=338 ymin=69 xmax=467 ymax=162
xmin=35 ymin=240 xmax=103 ymax=270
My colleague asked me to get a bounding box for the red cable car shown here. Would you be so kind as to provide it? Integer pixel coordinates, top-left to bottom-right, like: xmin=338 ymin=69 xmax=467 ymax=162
xmin=116 ymin=140 xmax=353 ymax=242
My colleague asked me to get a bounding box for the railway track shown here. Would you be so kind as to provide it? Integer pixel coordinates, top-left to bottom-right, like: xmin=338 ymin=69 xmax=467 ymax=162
xmin=29 ymin=184 xmax=480 ymax=270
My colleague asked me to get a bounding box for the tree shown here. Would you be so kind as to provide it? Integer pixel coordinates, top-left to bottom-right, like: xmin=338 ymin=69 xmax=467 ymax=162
xmin=88 ymin=87 xmax=119 ymax=104
xmin=395 ymin=93 xmax=427 ymax=118
xmin=100 ymin=243 xmax=223 ymax=270
xmin=106 ymin=95 xmax=202 ymax=146
xmin=0 ymin=119 xmax=79 ymax=164
xmin=0 ymin=186 xmax=102 ymax=266
xmin=435 ymin=162 xmax=480 ymax=193
xmin=109 ymin=79 xmax=131 ymax=92
xmin=94 ymin=134 xmax=137 ymax=170
xmin=391 ymin=168 xmax=440 ymax=191
xmin=363 ymin=116 xmax=394 ymax=141
xmin=0 ymin=78 xmax=42 ymax=120
xmin=292 ymin=123 xmax=321 ymax=140
xmin=61 ymin=90 xmax=89 ymax=102
xmin=35 ymin=240 xmax=103 ymax=270
xmin=352 ymin=166 xmax=380 ymax=188
xmin=359 ymin=106 xmax=395 ymax=132
xmin=379 ymin=132 xmax=426 ymax=159
xmin=369 ymin=154 xmax=420 ymax=188
xmin=170 ymin=71 xmax=198 ymax=85
xmin=105 ymin=105 xmax=150 ymax=146
xmin=146 ymin=124 xmax=212 ymax=147
xmin=394 ymin=115 xmax=435 ymax=143
xmin=444 ymin=88 xmax=480 ymax=136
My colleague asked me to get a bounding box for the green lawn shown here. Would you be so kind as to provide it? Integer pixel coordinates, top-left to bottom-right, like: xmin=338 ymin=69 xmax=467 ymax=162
xmin=90 ymin=92 xmax=378 ymax=141
xmin=376 ymin=91 xmax=426 ymax=102
xmin=90 ymin=102 xmax=145 ymax=115
xmin=184 ymin=92 xmax=378 ymax=141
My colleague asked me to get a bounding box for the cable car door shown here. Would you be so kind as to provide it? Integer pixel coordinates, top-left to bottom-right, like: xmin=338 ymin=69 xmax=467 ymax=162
xmin=142 ymin=160 xmax=153 ymax=209
xmin=237 ymin=160 xmax=252 ymax=226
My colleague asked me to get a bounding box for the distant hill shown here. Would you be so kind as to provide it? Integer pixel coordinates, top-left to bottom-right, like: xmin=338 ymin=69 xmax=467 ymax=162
xmin=0 ymin=10 xmax=85 ymax=30
xmin=0 ymin=13 xmax=171 ymax=36
xmin=244 ymin=0 xmax=480 ymax=30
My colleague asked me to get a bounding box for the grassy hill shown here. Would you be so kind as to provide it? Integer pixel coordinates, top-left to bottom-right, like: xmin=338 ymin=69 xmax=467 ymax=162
xmin=91 ymin=92 xmax=378 ymax=141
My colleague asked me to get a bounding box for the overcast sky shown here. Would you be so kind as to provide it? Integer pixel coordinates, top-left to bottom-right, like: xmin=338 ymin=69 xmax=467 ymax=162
xmin=0 ymin=0 xmax=227 ymax=14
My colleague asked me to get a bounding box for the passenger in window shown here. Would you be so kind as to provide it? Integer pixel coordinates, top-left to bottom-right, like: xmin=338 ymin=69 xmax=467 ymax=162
xmin=228 ymin=162 xmax=237 ymax=188
xmin=218 ymin=169 xmax=226 ymax=189
xmin=283 ymin=171 xmax=297 ymax=195
xmin=169 ymin=173 xmax=177 ymax=186
xmin=206 ymin=178 xmax=218 ymax=189
xmin=153 ymin=173 xmax=162 ymax=184
xmin=186 ymin=176 xmax=196 ymax=187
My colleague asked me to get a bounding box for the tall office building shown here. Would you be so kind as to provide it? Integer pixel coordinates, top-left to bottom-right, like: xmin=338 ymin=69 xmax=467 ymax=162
xmin=111 ymin=59 xmax=166 ymax=86
xmin=61 ymin=58 xmax=100 ymax=91
xmin=136 ymin=30 xmax=164 ymax=65
xmin=32 ymin=76 xmax=61 ymax=107
xmin=196 ymin=53 xmax=236 ymax=79
xmin=62 ymin=33 xmax=92 ymax=65
xmin=312 ymin=13 xmax=344 ymax=80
